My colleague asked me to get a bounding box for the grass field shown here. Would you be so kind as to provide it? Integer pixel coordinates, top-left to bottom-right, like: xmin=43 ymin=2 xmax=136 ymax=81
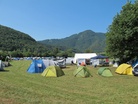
xmin=0 ymin=60 xmax=138 ymax=104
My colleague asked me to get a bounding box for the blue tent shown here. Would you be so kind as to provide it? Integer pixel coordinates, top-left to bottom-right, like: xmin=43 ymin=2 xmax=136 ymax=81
xmin=27 ymin=60 xmax=46 ymax=73
xmin=91 ymin=55 xmax=108 ymax=59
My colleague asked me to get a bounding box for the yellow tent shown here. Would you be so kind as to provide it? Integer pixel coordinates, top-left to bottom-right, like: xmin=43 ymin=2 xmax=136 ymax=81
xmin=41 ymin=66 xmax=65 ymax=77
xmin=115 ymin=63 xmax=133 ymax=75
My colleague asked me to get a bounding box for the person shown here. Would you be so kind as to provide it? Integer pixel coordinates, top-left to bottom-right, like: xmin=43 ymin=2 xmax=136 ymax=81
xmin=112 ymin=60 xmax=115 ymax=64
xmin=106 ymin=58 xmax=109 ymax=62
xmin=80 ymin=62 xmax=86 ymax=66
xmin=94 ymin=64 xmax=97 ymax=68
xmin=71 ymin=60 xmax=74 ymax=65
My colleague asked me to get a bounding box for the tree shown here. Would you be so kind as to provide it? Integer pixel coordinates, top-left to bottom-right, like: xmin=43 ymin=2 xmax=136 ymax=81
xmin=85 ymin=49 xmax=93 ymax=53
xmin=106 ymin=1 xmax=138 ymax=63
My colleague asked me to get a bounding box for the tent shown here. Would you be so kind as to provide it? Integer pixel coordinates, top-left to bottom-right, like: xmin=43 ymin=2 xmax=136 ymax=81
xmin=91 ymin=55 xmax=109 ymax=66
xmin=73 ymin=53 xmax=97 ymax=64
xmin=27 ymin=59 xmax=46 ymax=73
xmin=3 ymin=62 xmax=11 ymax=67
xmin=56 ymin=59 xmax=66 ymax=68
xmin=65 ymin=57 xmax=74 ymax=64
xmin=98 ymin=67 xmax=113 ymax=77
xmin=73 ymin=66 xmax=92 ymax=77
xmin=41 ymin=66 xmax=65 ymax=77
xmin=115 ymin=63 xmax=133 ymax=75
xmin=132 ymin=64 xmax=138 ymax=76
xmin=42 ymin=59 xmax=57 ymax=67
xmin=91 ymin=55 xmax=108 ymax=59
xmin=131 ymin=59 xmax=138 ymax=67
xmin=42 ymin=59 xmax=66 ymax=68
xmin=77 ymin=58 xmax=86 ymax=66
xmin=0 ymin=60 xmax=4 ymax=71
xmin=113 ymin=62 xmax=118 ymax=67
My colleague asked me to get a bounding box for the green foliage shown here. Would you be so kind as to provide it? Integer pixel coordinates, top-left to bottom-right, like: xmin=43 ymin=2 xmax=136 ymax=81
xmin=0 ymin=24 xmax=106 ymax=58
xmin=0 ymin=25 xmax=52 ymax=56
xmin=85 ymin=49 xmax=93 ymax=53
xmin=38 ymin=30 xmax=106 ymax=53
xmin=0 ymin=25 xmax=76 ymax=57
xmin=106 ymin=1 xmax=138 ymax=63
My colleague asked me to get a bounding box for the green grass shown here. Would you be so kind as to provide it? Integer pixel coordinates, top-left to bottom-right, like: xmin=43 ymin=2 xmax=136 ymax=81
xmin=0 ymin=60 xmax=138 ymax=104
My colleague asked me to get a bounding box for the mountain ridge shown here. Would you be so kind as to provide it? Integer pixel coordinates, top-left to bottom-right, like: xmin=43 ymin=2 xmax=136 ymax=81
xmin=0 ymin=24 xmax=106 ymax=54
xmin=0 ymin=24 xmax=54 ymax=56
xmin=38 ymin=30 xmax=106 ymax=52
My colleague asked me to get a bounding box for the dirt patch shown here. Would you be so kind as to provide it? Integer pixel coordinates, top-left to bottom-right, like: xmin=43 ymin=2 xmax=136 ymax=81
xmin=0 ymin=98 xmax=20 ymax=104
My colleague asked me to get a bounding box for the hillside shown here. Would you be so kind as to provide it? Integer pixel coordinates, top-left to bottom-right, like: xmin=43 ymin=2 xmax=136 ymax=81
xmin=38 ymin=30 xmax=106 ymax=52
xmin=0 ymin=25 xmax=52 ymax=55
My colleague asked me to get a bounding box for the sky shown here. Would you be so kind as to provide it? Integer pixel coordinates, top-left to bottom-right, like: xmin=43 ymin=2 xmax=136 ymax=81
xmin=0 ymin=0 xmax=134 ymax=41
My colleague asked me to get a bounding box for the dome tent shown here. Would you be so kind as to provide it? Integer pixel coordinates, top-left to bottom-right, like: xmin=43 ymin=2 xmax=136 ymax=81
xmin=115 ymin=63 xmax=133 ymax=75
xmin=73 ymin=66 xmax=92 ymax=78
xmin=27 ymin=59 xmax=46 ymax=73
xmin=98 ymin=67 xmax=113 ymax=77
xmin=41 ymin=66 xmax=65 ymax=77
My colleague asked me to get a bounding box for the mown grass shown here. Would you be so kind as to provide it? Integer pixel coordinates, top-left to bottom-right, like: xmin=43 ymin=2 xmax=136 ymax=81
xmin=0 ymin=60 xmax=138 ymax=104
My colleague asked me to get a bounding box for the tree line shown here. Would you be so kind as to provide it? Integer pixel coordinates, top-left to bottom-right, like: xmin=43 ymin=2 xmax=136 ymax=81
xmin=0 ymin=25 xmax=76 ymax=60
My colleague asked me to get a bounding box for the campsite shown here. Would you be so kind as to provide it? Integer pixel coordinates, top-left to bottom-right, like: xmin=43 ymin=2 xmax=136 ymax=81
xmin=1 ymin=60 xmax=138 ymax=104
xmin=1 ymin=1 xmax=138 ymax=104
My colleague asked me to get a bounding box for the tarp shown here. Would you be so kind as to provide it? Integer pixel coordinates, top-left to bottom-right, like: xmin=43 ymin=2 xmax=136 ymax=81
xmin=98 ymin=67 xmax=113 ymax=77
xmin=27 ymin=59 xmax=46 ymax=73
xmin=41 ymin=66 xmax=65 ymax=77
xmin=91 ymin=55 xmax=108 ymax=59
xmin=73 ymin=66 xmax=92 ymax=77
xmin=115 ymin=63 xmax=133 ymax=75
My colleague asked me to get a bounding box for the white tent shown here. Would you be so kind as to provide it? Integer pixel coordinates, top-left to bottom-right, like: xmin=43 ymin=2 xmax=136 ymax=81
xmin=42 ymin=59 xmax=57 ymax=67
xmin=113 ymin=62 xmax=118 ymax=67
xmin=42 ymin=59 xmax=66 ymax=68
xmin=73 ymin=53 xmax=97 ymax=64
xmin=66 ymin=57 xmax=74 ymax=64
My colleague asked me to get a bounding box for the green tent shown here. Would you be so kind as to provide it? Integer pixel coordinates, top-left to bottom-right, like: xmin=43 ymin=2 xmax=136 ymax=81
xmin=98 ymin=67 xmax=113 ymax=77
xmin=41 ymin=66 xmax=65 ymax=77
xmin=73 ymin=66 xmax=92 ymax=77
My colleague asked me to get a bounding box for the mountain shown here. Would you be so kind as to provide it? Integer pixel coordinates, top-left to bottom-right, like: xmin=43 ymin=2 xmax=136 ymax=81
xmin=0 ymin=24 xmax=51 ymax=53
xmin=0 ymin=24 xmax=106 ymax=58
xmin=38 ymin=30 xmax=106 ymax=52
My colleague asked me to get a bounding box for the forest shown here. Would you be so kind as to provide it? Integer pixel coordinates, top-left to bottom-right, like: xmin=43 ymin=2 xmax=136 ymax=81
xmin=0 ymin=25 xmax=76 ymax=60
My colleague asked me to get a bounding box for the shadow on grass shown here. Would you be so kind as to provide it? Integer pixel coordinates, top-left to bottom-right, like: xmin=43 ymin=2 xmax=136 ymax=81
xmin=0 ymin=70 xmax=10 ymax=72
xmin=61 ymin=66 xmax=72 ymax=69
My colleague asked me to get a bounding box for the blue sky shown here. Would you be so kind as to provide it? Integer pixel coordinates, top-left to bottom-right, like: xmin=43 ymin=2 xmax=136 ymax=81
xmin=0 ymin=0 xmax=134 ymax=41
